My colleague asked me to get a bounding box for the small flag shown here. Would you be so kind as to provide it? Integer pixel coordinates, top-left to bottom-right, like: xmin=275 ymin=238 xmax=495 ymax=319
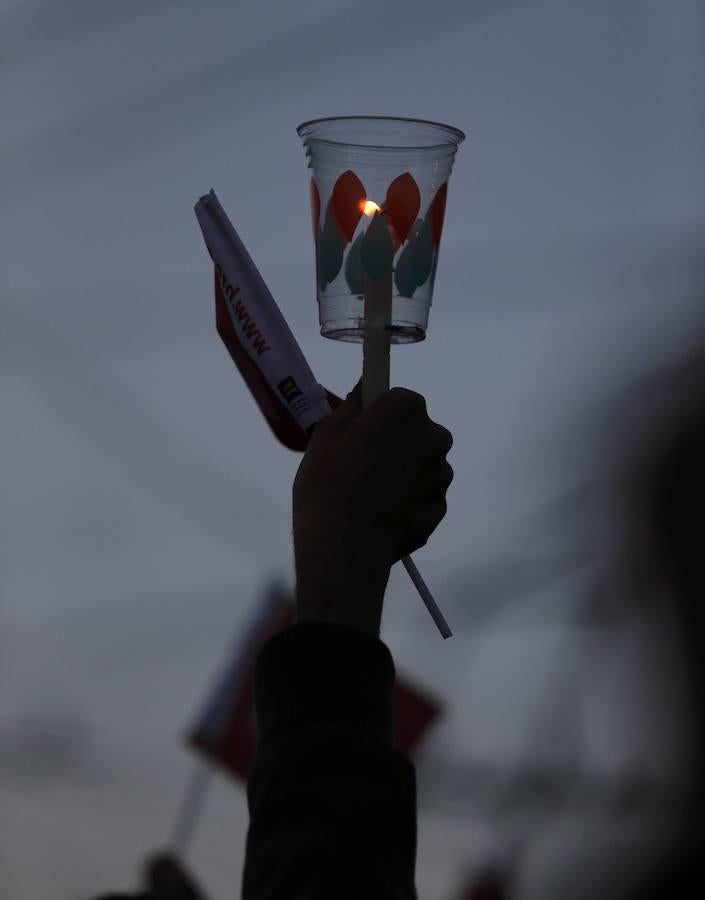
xmin=187 ymin=577 xmax=445 ymax=781
xmin=458 ymin=867 xmax=510 ymax=900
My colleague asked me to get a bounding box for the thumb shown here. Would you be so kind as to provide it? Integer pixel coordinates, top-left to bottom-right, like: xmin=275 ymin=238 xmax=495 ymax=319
xmin=146 ymin=854 xmax=205 ymax=899
xmin=325 ymin=378 xmax=363 ymax=428
xmin=346 ymin=378 xmax=363 ymax=403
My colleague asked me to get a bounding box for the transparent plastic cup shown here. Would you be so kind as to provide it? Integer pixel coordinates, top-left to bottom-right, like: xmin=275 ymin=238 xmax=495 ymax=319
xmin=297 ymin=116 xmax=465 ymax=344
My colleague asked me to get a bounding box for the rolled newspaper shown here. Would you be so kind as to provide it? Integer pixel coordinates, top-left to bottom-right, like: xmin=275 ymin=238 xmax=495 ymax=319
xmin=194 ymin=190 xmax=452 ymax=639
xmin=195 ymin=190 xmax=331 ymax=435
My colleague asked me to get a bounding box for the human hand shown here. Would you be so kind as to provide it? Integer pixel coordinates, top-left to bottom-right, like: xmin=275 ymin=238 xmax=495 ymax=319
xmin=92 ymin=854 xmax=208 ymax=900
xmin=293 ymin=380 xmax=454 ymax=635
xmin=144 ymin=855 xmax=208 ymax=900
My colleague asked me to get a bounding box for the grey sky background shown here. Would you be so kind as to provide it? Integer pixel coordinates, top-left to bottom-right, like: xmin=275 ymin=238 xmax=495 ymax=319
xmin=2 ymin=1 xmax=705 ymax=898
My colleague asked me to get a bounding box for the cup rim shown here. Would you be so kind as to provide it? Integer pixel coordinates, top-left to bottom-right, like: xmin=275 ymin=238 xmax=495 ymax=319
xmin=296 ymin=115 xmax=466 ymax=151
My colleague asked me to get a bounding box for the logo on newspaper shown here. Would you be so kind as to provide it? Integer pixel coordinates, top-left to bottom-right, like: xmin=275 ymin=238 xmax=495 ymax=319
xmin=278 ymin=377 xmax=303 ymax=405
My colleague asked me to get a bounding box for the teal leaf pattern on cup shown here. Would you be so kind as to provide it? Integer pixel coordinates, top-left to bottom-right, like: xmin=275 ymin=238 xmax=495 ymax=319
xmin=394 ymin=242 xmax=417 ymax=297
xmin=360 ymin=212 xmax=395 ymax=281
xmin=394 ymin=218 xmax=423 ymax=296
xmin=394 ymin=217 xmax=435 ymax=296
xmin=345 ymin=232 xmax=365 ymax=296
xmin=410 ymin=217 xmax=434 ymax=287
xmin=319 ymin=213 xmax=344 ymax=284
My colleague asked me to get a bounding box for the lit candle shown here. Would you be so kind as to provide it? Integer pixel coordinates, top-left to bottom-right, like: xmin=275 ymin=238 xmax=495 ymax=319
xmin=358 ymin=202 xmax=394 ymax=410
xmin=360 ymin=199 xmax=382 ymax=217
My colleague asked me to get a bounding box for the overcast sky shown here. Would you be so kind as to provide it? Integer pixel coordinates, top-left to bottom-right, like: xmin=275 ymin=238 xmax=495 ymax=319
xmin=2 ymin=1 xmax=705 ymax=898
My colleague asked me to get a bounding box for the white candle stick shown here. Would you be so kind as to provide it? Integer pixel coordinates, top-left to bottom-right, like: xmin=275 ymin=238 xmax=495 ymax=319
xmin=362 ymin=271 xmax=392 ymax=407
xmin=362 ymin=272 xmax=453 ymax=640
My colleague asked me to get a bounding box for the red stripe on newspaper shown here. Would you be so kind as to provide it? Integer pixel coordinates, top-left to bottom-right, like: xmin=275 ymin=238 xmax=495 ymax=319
xmin=214 ymin=272 xmax=342 ymax=453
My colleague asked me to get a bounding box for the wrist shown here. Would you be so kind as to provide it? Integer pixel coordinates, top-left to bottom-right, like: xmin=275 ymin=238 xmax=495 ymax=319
xmin=294 ymin=546 xmax=391 ymax=637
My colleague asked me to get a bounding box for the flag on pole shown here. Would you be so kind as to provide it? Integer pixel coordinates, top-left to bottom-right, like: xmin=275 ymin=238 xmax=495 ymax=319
xmin=457 ymin=867 xmax=510 ymax=900
xmin=187 ymin=576 xmax=446 ymax=781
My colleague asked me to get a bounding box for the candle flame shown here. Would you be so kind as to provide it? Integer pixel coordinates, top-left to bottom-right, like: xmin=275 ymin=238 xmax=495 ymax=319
xmin=360 ymin=199 xmax=382 ymax=216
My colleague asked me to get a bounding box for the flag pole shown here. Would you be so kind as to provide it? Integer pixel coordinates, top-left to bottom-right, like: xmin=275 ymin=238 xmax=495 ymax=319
xmin=169 ymin=758 xmax=213 ymax=858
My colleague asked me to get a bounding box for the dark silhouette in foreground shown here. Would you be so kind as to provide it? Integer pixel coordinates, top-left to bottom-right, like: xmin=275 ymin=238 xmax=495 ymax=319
xmin=95 ymin=356 xmax=705 ymax=898
xmin=95 ymin=853 xmax=207 ymax=899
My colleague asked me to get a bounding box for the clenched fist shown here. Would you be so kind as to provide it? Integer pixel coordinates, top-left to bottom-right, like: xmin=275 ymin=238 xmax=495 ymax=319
xmin=293 ymin=380 xmax=453 ymax=636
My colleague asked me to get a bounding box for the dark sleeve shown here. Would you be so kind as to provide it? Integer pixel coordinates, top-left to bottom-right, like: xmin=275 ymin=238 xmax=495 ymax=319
xmin=630 ymin=849 xmax=705 ymax=900
xmin=241 ymin=621 xmax=418 ymax=900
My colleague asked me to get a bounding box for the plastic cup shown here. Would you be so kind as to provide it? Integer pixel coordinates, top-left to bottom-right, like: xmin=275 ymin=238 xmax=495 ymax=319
xmin=297 ymin=116 xmax=465 ymax=344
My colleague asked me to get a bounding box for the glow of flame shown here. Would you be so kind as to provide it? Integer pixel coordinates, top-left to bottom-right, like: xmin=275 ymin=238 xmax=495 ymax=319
xmin=359 ymin=199 xmax=382 ymax=216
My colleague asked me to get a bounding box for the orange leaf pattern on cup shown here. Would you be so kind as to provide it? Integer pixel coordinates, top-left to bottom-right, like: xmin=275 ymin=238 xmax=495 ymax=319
xmin=384 ymin=172 xmax=420 ymax=246
xmin=427 ymin=181 xmax=448 ymax=249
xmin=311 ymin=171 xmax=447 ymax=296
xmin=329 ymin=170 xmax=366 ymax=244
